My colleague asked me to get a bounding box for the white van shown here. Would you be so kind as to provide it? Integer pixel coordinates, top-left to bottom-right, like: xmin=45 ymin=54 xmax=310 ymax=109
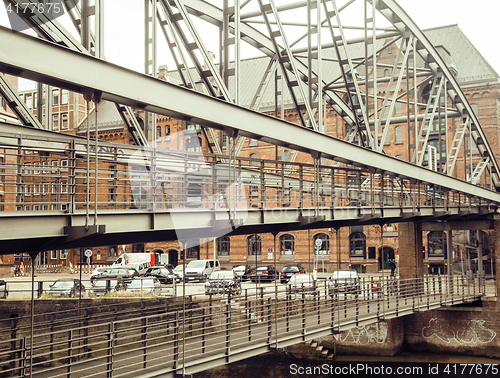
xmin=185 ymin=260 xmax=220 ymax=282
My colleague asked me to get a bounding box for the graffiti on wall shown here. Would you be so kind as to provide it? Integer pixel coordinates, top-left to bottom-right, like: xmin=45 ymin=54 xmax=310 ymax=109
xmin=422 ymin=318 xmax=496 ymax=344
xmin=335 ymin=322 xmax=388 ymax=345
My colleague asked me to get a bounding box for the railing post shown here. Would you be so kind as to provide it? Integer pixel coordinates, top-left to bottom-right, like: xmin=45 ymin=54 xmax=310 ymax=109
xmin=226 ymin=301 xmax=231 ymax=360
xmin=19 ymin=337 xmax=25 ymax=378
xmin=202 ymin=307 xmax=206 ymax=353
xmin=301 ymin=291 xmax=306 ymax=338
xmin=267 ymin=297 xmax=272 ymax=345
xmin=142 ymin=316 xmax=147 ymax=369
xmin=9 ymin=316 xmax=18 ymax=376
xmin=107 ymin=322 xmax=114 ymax=378
xmin=173 ymin=311 xmax=179 ymax=370
xmin=67 ymin=329 xmax=73 ymax=378
xmin=439 ymin=275 xmax=442 ymax=306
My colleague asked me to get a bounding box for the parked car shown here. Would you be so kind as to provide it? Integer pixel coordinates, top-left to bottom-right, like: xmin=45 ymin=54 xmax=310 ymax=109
xmin=328 ymin=270 xmax=360 ymax=296
xmin=231 ymin=265 xmax=251 ymax=281
xmin=249 ymin=266 xmax=278 ymax=283
xmin=46 ymin=279 xmax=85 ymax=298
xmin=144 ymin=266 xmax=180 ymax=284
xmin=126 ymin=278 xmax=162 ymax=296
xmin=90 ymin=267 xmax=112 ymax=284
xmin=280 ymin=265 xmax=305 ymax=284
xmin=185 ymin=259 xmax=220 ymax=282
xmin=287 ymin=274 xmax=317 ymax=294
xmin=91 ymin=267 xmax=139 ymax=285
xmin=205 ymin=270 xmax=241 ymax=295
xmin=92 ymin=280 xmax=120 ymax=297
xmin=0 ymin=280 xmax=8 ymax=299
xmin=173 ymin=264 xmax=185 ymax=282
xmin=126 ymin=261 xmax=151 ymax=275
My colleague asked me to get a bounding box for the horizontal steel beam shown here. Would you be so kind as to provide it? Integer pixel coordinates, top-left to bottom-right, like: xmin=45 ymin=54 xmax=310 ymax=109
xmin=0 ymin=205 xmax=494 ymax=254
xmin=0 ymin=27 xmax=499 ymax=203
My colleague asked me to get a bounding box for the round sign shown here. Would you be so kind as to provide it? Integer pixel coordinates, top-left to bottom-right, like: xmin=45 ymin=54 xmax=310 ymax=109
xmin=84 ymin=249 xmax=92 ymax=257
xmin=268 ymin=248 xmax=273 ymax=253
xmin=315 ymin=239 xmax=322 ymax=247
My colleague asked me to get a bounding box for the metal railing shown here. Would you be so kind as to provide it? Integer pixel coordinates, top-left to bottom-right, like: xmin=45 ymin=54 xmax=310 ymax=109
xmin=0 ymin=129 xmax=490 ymax=216
xmin=0 ymin=274 xmax=485 ymax=377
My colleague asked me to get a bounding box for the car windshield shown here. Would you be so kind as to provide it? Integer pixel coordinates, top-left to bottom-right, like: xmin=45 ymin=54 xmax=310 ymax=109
xmin=151 ymin=268 xmax=165 ymax=274
xmin=210 ymin=271 xmax=233 ymax=280
xmin=232 ymin=266 xmax=245 ymax=271
xmin=173 ymin=265 xmax=184 ymax=272
xmin=282 ymin=266 xmax=299 ymax=273
xmin=129 ymin=279 xmax=154 ymax=287
xmin=53 ymin=281 xmax=74 ymax=287
xmin=257 ymin=267 xmax=270 ymax=272
xmin=107 ymin=269 xmax=128 ymax=275
xmin=187 ymin=261 xmax=206 ymax=268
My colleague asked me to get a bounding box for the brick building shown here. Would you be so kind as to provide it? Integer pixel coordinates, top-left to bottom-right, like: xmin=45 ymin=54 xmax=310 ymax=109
xmin=1 ymin=24 xmax=498 ymax=274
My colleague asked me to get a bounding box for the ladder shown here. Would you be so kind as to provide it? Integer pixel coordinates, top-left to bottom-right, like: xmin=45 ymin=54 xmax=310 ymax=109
xmin=447 ymin=113 xmax=470 ymax=176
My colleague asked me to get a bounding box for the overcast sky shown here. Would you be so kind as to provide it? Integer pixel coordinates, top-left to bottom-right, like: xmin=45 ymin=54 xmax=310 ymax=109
xmin=2 ymin=0 xmax=499 ymax=89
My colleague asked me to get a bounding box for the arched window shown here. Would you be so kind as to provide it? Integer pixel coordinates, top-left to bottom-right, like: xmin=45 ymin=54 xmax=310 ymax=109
xmin=250 ymin=153 xmax=258 ymax=167
xmin=248 ymin=235 xmax=261 ymax=255
xmin=156 ymin=126 xmax=162 ymax=139
xmin=395 ymin=126 xmax=403 ymax=143
xmin=421 ymin=83 xmax=432 ymax=105
xmin=280 ymin=234 xmax=294 ymax=255
xmin=349 ymin=231 xmax=366 ymax=257
xmin=314 ymin=233 xmax=329 ymax=255
xmin=428 ymin=231 xmax=446 ymax=257
xmin=217 ymin=236 xmax=230 ymax=256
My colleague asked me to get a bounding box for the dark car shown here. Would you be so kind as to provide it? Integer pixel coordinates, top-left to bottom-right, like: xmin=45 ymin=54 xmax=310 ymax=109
xmin=0 ymin=280 xmax=8 ymax=299
xmin=205 ymin=270 xmax=241 ymax=295
xmin=249 ymin=266 xmax=278 ymax=283
xmin=91 ymin=267 xmax=139 ymax=285
xmin=231 ymin=265 xmax=252 ymax=281
xmin=46 ymin=279 xmax=85 ymax=298
xmin=280 ymin=265 xmax=305 ymax=284
xmin=144 ymin=266 xmax=180 ymax=284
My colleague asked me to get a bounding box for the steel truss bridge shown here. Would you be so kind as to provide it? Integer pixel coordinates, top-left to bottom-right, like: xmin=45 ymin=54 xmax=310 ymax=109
xmin=0 ymin=0 xmax=500 ymax=252
xmin=0 ymin=275 xmax=485 ymax=377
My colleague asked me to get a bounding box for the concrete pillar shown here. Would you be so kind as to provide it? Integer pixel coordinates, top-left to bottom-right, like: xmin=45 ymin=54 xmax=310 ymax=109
xmin=398 ymin=222 xmax=423 ymax=279
xmin=494 ymin=221 xmax=500 ymax=297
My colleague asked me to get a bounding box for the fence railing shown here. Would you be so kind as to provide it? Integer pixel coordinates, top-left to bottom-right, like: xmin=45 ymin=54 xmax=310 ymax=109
xmin=0 ymin=274 xmax=485 ymax=378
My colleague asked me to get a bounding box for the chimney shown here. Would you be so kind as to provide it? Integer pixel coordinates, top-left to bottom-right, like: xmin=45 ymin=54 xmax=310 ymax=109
xmin=158 ymin=64 xmax=168 ymax=81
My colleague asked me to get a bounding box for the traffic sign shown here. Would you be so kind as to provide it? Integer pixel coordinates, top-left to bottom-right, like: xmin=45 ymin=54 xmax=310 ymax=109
xmin=315 ymin=239 xmax=322 ymax=247
xmin=84 ymin=249 xmax=92 ymax=257
xmin=268 ymin=248 xmax=273 ymax=253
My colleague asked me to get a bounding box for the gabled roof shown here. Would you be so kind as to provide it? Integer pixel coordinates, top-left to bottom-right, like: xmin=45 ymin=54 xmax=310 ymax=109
xmin=78 ymin=100 xmax=123 ymax=134
xmin=423 ymin=24 xmax=499 ymax=85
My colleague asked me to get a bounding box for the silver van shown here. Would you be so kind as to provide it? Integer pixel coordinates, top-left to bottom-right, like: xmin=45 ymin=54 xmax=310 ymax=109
xmin=185 ymin=259 xmax=220 ymax=282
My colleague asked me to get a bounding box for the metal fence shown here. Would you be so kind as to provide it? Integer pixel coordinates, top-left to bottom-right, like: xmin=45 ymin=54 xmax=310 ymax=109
xmin=0 ymin=274 xmax=485 ymax=378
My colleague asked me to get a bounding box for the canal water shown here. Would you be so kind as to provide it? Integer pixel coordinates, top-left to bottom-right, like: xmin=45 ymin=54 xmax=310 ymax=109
xmin=196 ymin=352 xmax=500 ymax=377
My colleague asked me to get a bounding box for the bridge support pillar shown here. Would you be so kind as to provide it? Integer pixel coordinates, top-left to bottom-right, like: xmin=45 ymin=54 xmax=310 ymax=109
xmin=398 ymin=222 xmax=423 ymax=279
xmin=494 ymin=220 xmax=500 ymax=296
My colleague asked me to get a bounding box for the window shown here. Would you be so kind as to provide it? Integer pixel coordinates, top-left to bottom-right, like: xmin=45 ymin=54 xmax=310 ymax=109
xmin=61 ymin=90 xmax=68 ymax=105
xmin=349 ymin=228 xmax=366 ymax=257
xmin=52 ymin=89 xmax=59 ymax=105
xmin=217 ymin=236 xmax=230 ymax=256
xmin=314 ymin=233 xmax=329 ymax=255
xmin=50 ymin=250 xmax=57 ymax=260
xmin=248 ymin=235 xmax=261 ymax=255
xmin=108 ymin=245 xmax=118 ymax=257
xmin=395 ymin=126 xmax=403 ymax=143
xmin=384 ymin=69 xmax=390 ymax=77
xmin=156 ymin=126 xmax=162 ymax=139
xmin=0 ymin=96 xmax=4 ymax=109
xmin=25 ymin=93 xmax=32 ymax=109
xmin=428 ymin=231 xmax=446 ymax=257
xmin=394 ymin=101 xmax=402 ymax=116
xmin=60 ymin=250 xmax=68 ymax=259
xmin=61 ymin=181 xmax=68 ymax=194
xmin=185 ymin=239 xmax=200 ymax=259
xmin=280 ymin=234 xmax=294 ymax=255
xmin=52 ymin=114 xmax=59 ymax=131
xmin=61 ymin=113 xmax=69 ymax=130
xmin=250 ymin=153 xmax=258 ymax=167
xmin=249 ymin=138 xmax=258 ymax=147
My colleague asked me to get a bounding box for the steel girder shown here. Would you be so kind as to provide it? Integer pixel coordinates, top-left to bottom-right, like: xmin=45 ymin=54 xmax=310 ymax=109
xmin=0 ymin=27 xmax=499 ymax=202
